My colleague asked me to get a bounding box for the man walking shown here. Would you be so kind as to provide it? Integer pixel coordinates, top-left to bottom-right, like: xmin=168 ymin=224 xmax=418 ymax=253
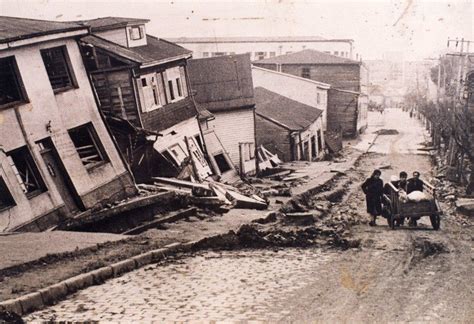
xmin=361 ymin=169 xmax=384 ymax=226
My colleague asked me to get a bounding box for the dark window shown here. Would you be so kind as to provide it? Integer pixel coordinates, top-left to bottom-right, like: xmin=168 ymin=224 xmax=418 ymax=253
xmin=141 ymin=78 xmax=147 ymax=87
xmin=168 ymin=80 xmax=175 ymax=100
xmin=7 ymin=147 xmax=46 ymax=198
xmin=41 ymin=46 xmax=76 ymax=92
xmin=68 ymin=123 xmax=108 ymax=169
xmin=194 ymin=135 xmax=204 ymax=153
xmin=214 ymin=153 xmax=231 ymax=173
xmin=0 ymin=56 xmax=27 ymax=107
xmin=176 ymin=78 xmax=182 ymax=97
xmin=0 ymin=177 xmax=16 ymax=210
xmin=301 ymin=67 xmax=310 ymax=79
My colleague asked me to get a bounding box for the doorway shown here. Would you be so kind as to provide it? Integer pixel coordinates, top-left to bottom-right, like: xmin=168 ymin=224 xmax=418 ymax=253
xmin=37 ymin=138 xmax=84 ymax=215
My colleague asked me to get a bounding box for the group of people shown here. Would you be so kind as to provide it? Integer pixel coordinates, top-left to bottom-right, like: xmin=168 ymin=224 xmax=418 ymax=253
xmin=361 ymin=170 xmax=424 ymax=226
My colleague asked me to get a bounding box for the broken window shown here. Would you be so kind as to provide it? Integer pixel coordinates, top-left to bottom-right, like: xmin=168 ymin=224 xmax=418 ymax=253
xmin=301 ymin=67 xmax=311 ymax=79
xmin=0 ymin=176 xmax=16 ymax=210
xmin=163 ymin=67 xmax=187 ymax=102
xmin=214 ymin=153 xmax=231 ymax=173
xmin=68 ymin=123 xmax=108 ymax=169
xmin=41 ymin=46 xmax=76 ymax=92
xmin=7 ymin=147 xmax=46 ymax=198
xmin=0 ymin=56 xmax=27 ymax=107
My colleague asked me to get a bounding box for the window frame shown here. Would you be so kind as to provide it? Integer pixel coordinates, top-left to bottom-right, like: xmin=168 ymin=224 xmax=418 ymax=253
xmin=7 ymin=146 xmax=47 ymax=199
xmin=301 ymin=67 xmax=311 ymax=79
xmin=0 ymin=56 xmax=29 ymax=109
xmin=129 ymin=26 xmax=144 ymax=40
xmin=68 ymin=123 xmax=109 ymax=171
xmin=40 ymin=45 xmax=78 ymax=94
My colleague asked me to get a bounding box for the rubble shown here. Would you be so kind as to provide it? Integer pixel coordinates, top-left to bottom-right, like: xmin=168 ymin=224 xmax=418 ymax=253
xmin=374 ymin=129 xmax=399 ymax=135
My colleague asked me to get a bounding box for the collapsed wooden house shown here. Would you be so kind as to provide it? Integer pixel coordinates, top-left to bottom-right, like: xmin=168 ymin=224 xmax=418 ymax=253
xmin=78 ymin=17 xmax=212 ymax=182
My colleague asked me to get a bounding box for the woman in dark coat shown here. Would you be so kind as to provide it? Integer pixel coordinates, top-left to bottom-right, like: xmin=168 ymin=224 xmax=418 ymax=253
xmin=361 ymin=169 xmax=384 ymax=226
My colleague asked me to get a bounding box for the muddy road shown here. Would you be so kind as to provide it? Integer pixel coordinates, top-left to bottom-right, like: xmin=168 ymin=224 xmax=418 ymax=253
xmin=26 ymin=110 xmax=474 ymax=323
xmin=284 ymin=110 xmax=474 ymax=323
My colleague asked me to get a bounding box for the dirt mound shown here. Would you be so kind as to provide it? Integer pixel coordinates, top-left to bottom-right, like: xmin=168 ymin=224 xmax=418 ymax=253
xmin=374 ymin=129 xmax=399 ymax=135
xmin=414 ymin=239 xmax=449 ymax=258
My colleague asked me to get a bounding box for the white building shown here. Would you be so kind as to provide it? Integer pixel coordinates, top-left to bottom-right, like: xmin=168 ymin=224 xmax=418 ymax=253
xmin=0 ymin=17 xmax=136 ymax=232
xmin=167 ymin=36 xmax=359 ymax=61
xmin=251 ymin=66 xmax=330 ymax=130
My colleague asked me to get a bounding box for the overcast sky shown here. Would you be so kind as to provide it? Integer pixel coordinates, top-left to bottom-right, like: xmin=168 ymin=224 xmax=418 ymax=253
xmin=0 ymin=0 xmax=472 ymax=60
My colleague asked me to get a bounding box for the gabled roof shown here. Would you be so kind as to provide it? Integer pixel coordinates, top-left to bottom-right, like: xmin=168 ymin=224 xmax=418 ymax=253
xmin=75 ymin=16 xmax=150 ymax=32
xmin=254 ymin=87 xmax=323 ymax=131
xmin=187 ymin=54 xmax=255 ymax=112
xmin=0 ymin=16 xmax=87 ymax=44
xmin=81 ymin=34 xmax=192 ymax=66
xmin=254 ymin=49 xmax=360 ymax=65
xmin=167 ymin=36 xmax=355 ymax=44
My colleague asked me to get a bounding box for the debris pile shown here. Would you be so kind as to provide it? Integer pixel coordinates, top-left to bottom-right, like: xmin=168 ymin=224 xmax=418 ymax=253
xmin=374 ymin=129 xmax=399 ymax=135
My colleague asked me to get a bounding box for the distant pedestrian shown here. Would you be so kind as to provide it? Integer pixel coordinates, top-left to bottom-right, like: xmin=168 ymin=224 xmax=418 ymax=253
xmin=361 ymin=169 xmax=384 ymax=226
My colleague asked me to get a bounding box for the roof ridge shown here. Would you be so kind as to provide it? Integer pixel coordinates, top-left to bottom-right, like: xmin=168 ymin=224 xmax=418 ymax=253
xmin=0 ymin=15 xmax=81 ymax=25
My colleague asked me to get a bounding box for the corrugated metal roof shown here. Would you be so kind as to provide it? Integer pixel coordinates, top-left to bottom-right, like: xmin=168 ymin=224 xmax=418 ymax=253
xmin=254 ymin=87 xmax=323 ymax=131
xmin=75 ymin=17 xmax=150 ymax=31
xmin=187 ymin=54 xmax=255 ymax=112
xmin=166 ymin=36 xmax=356 ymax=44
xmin=0 ymin=16 xmax=87 ymax=44
xmin=81 ymin=34 xmax=191 ymax=65
xmin=254 ymin=49 xmax=360 ymax=65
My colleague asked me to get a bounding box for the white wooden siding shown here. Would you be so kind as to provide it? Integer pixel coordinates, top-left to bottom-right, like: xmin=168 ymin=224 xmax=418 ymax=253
xmin=95 ymin=29 xmax=128 ymax=47
xmin=208 ymin=109 xmax=256 ymax=172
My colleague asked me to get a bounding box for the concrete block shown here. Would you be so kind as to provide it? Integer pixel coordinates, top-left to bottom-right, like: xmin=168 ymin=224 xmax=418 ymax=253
xmin=0 ymin=298 xmax=23 ymax=316
xmin=39 ymin=282 xmax=68 ymax=305
xmin=131 ymin=252 xmax=153 ymax=268
xmin=63 ymin=273 xmax=94 ymax=293
xmin=18 ymin=291 xmax=44 ymax=314
xmin=111 ymin=259 xmax=136 ymax=276
xmin=89 ymin=266 xmax=113 ymax=284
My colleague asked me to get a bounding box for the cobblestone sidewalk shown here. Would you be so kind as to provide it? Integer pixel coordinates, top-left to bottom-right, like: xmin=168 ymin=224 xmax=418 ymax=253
xmin=26 ymin=249 xmax=334 ymax=322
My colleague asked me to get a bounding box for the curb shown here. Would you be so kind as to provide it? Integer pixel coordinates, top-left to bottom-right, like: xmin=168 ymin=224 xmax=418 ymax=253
xmin=0 ymin=241 xmax=196 ymax=317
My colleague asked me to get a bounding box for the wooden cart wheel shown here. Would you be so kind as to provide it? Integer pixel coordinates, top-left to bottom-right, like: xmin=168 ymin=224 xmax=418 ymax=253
xmin=430 ymin=214 xmax=440 ymax=230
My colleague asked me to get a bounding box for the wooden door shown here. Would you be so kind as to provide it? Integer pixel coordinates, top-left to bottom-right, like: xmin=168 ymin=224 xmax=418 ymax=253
xmin=37 ymin=138 xmax=83 ymax=214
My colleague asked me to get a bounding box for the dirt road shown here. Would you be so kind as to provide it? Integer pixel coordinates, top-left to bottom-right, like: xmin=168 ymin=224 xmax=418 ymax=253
xmin=285 ymin=109 xmax=474 ymax=322
xmin=27 ymin=109 xmax=474 ymax=322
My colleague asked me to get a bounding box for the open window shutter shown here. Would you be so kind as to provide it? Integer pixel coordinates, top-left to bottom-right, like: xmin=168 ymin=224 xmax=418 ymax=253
xmin=141 ymin=76 xmax=154 ymax=112
xmin=162 ymin=70 xmax=171 ymax=103
xmin=179 ymin=66 xmax=188 ymax=97
xmin=157 ymin=73 xmax=167 ymax=105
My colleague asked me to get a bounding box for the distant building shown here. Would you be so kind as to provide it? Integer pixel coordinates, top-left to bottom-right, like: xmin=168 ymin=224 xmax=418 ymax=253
xmin=167 ymin=36 xmax=359 ymax=61
xmin=0 ymin=17 xmax=136 ymax=232
xmin=188 ymin=54 xmax=257 ymax=180
xmin=251 ymin=66 xmax=330 ymax=130
xmin=253 ymin=49 xmax=368 ymax=137
xmin=254 ymin=87 xmax=324 ymax=162
xmin=78 ymin=17 xmax=212 ymax=182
